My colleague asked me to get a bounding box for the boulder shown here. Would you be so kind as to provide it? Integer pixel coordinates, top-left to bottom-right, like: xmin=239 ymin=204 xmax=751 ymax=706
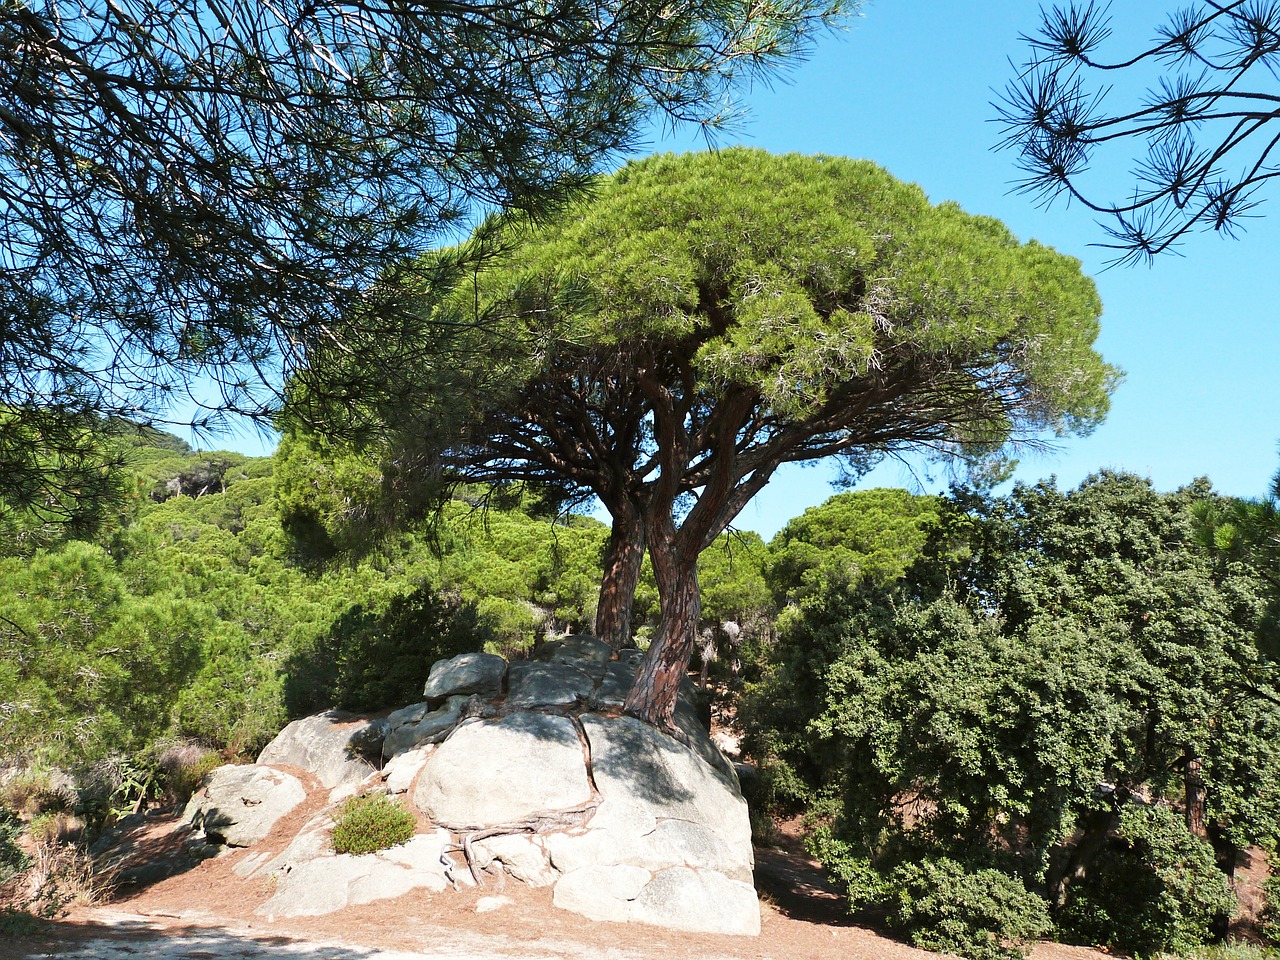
xmin=544 ymin=803 xmax=750 ymax=883
xmin=422 ymin=652 xmax=506 ymax=702
xmin=256 ymin=830 xmax=454 ymax=918
xmin=506 ymin=661 xmax=596 ymax=709
xmin=237 ymin=813 xmax=333 ymax=879
xmin=581 ymin=715 xmax=751 ymax=851
xmin=471 ymin=834 xmax=557 ymax=887
xmin=553 ymin=864 xmax=652 ymax=924
xmin=615 ymin=648 xmax=644 ymax=667
xmin=538 ymin=634 xmax=614 ymax=666
xmin=630 ymin=867 xmax=761 ymax=936
xmin=382 ymin=696 xmax=467 ymax=759
xmin=593 ymin=662 xmax=635 ymax=708
xmin=381 ymin=744 xmax=435 ymax=794
xmin=414 ymin=713 xmax=591 ymax=828
xmin=475 ymin=895 xmax=515 ymax=913
xmin=185 ymin=765 xmax=306 ymax=848
xmin=672 ymin=696 xmax=738 ymax=784
xmin=257 ymin=712 xmax=380 ymax=791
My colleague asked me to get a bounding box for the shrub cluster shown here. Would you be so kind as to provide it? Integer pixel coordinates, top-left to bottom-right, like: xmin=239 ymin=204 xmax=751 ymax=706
xmin=887 ymin=858 xmax=1052 ymax=960
xmin=747 ymin=474 xmax=1280 ymax=960
xmin=331 ymin=794 xmax=416 ymax=856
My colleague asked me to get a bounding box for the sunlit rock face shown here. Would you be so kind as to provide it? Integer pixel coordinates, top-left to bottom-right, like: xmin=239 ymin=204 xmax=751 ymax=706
xmin=186 ymin=637 xmax=758 ymax=935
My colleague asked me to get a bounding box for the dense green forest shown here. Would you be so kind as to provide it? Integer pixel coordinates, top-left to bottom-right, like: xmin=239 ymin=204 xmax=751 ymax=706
xmin=2 ymin=426 xmax=1279 ymax=959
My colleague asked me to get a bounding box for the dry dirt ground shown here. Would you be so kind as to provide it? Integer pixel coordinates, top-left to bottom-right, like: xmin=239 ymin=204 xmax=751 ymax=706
xmin=0 ymin=812 xmax=1111 ymax=960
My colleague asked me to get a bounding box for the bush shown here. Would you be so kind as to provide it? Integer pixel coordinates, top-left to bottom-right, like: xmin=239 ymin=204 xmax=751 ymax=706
xmin=1262 ymin=874 xmax=1280 ymax=945
xmin=331 ymin=794 xmax=415 ymax=856
xmin=287 ymin=582 xmax=488 ymax=715
xmin=887 ymin=857 xmax=1052 ymax=960
xmin=17 ymin=839 xmax=113 ymax=916
xmin=152 ymin=742 xmax=222 ymax=806
xmin=0 ymin=811 xmax=29 ymax=888
xmin=0 ymin=770 xmax=75 ymax=819
xmin=1058 ymin=805 xmax=1236 ymax=957
xmin=806 ymin=827 xmax=887 ymax=912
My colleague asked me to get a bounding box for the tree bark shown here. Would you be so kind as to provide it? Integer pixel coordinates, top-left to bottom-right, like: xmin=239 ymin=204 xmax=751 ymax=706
xmin=1185 ymin=754 xmax=1208 ymax=839
xmin=623 ymin=533 xmax=700 ymax=730
xmin=595 ymin=506 xmax=645 ymax=650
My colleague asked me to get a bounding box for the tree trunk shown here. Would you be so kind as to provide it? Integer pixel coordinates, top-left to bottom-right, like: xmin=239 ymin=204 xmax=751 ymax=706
xmin=1185 ymin=755 xmax=1208 ymax=839
xmin=1045 ymin=808 xmax=1117 ymax=908
xmin=624 ymin=535 xmax=700 ymax=730
xmin=595 ymin=507 xmax=645 ymax=650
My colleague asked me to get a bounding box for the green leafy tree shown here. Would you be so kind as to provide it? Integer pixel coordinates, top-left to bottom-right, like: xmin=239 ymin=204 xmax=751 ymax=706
xmin=766 ymin=488 xmax=942 ymax=604
xmin=323 ymin=148 xmax=1118 ymax=729
xmin=997 ymin=2 xmax=1280 ymax=262
xmin=284 ymin=582 xmax=489 ymax=715
xmin=2 ymin=0 xmax=849 ymax=514
xmin=748 ymin=472 xmax=1280 ymax=956
xmin=1193 ymin=456 xmax=1280 ymax=658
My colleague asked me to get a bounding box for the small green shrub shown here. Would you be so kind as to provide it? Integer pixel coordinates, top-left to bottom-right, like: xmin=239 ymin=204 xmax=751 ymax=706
xmin=0 ymin=908 xmax=46 ymax=938
xmin=153 ymin=743 xmax=222 ymax=806
xmin=887 ymin=857 xmax=1052 ymax=960
xmin=1185 ymin=944 xmax=1280 ymax=960
xmin=331 ymin=794 xmax=415 ymax=855
xmin=806 ymin=827 xmax=887 ymax=912
xmin=0 ymin=770 xmax=75 ymax=819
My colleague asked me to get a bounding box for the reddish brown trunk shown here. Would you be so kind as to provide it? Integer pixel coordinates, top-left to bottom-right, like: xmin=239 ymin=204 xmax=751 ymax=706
xmin=624 ymin=539 xmax=700 ymax=729
xmin=595 ymin=508 xmax=645 ymax=650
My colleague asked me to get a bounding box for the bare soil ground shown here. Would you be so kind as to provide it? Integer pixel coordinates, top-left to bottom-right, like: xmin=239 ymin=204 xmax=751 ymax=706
xmin=0 ymin=810 xmax=1110 ymax=960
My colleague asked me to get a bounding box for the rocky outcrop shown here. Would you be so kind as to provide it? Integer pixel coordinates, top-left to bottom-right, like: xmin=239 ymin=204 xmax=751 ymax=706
xmin=256 ymin=830 xmax=457 ymax=918
xmin=184 ymin=637 xmax=758 ymax=935
xmin=414 ymin=712 xmax=593 ymax=828
xmin=256 ymin=711 xmax=380 ymax=798
xmin=184 ymin=765 xmax=306 ymax=847
xmin=421 ymin=652 xmax=507 ymax=702
xmin=381 ymin=696 xmax=466 ymax=759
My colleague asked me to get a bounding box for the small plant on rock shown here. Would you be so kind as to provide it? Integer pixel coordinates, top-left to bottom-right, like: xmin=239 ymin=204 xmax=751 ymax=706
xmin=331 ymin=794 xmax=415 ymax=856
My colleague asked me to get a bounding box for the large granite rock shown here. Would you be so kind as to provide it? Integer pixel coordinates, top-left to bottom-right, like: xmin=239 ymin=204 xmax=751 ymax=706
xmin=256 ymin=830 xmax=455 ymax=918
xmin=422 ymin=652 xmax=506 ymax=702
xmin=581 ymin=714 xmax=749 ymax=851
xmin=507 ymin=661 xmax=596 ymax=708
xmin=537 ymin=634 xmax=614 ymax=666
xmin=414 ymin=712 xmax=592 ymax=828
xmin=382 ymin=696 xmax=467 ymax=759
xmin=173 ymin=645 xmax=758 ymax=935
xmin=257 ymin=711 xmax=380 ymax=792
xmin=185 ymin=765 xmax=306 ymax=847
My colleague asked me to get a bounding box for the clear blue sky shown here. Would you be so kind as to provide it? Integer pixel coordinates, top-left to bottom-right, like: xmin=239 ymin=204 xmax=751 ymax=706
xmin=208 ymin=1 xmax=1280 ymax=540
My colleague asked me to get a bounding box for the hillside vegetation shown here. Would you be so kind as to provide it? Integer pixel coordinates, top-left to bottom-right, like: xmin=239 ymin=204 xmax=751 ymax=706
xmin=2 ymin=428 xmax=1279 ymax=960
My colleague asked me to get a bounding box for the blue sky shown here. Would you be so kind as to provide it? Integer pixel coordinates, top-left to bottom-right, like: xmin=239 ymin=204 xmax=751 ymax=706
xmin=209 ymin=1 xmax=1280 ymax=540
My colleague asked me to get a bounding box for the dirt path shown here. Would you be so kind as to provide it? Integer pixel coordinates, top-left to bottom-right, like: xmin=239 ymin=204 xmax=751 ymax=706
xmin=0 ymin=818 xmax=1106 ymax=960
